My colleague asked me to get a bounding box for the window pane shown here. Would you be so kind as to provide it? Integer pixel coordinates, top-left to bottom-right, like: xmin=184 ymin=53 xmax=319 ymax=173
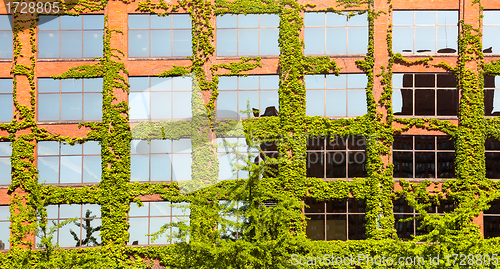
xmin=415 ymin=11 xmax=436 ymax=25
xmin=304 ymin=28 xmax=325 ymax=54
xmin=415 ymin=89 xmax=435 ymax=115
xmin=38 ymin=31 xmax=60 ymax=58
xmin=83 ymin=15 xmax=104 ymax=29
xmin=347 ymin=89 xmax=366 ymax=116
xmin=326 ymin=152 xmax=346 ymax=178
xmin=129 ymin=202 xmax=149 ymax=216
xmin=260 ymin=14 xmax=279 ymax=27
xmin=61 ymin=16 xmax=82 ymax=29
xmin=83 ymin=93 xmax=102 ymax=120
xmin=151 ymin=155 xmax=171 ymax=181
xmin=415 ymin=26 xmax=435 ymax=53
xmin=129 ymin=92 xmax=150 ymax=120
xmin=483 ymin=26 xmax=500 ymax=53
xmin=61 ymin=31 xmax=83 ymax=58
xmin=151 ymin=15 xmax=171 ymax=29
xmin=306 ymin=90 xmax=324 ymax=116
xmin=172 ymin=154 xmax=191 ymax=181
xmin=38 ymin=141 xmax=59 ymax=155
xmin=486 ymin=153 xmax=500 ymax=179
xmin=0 ymin=94 xmax=12 ymax=122
xmin=129 ymin=30 xmax=150 ymax=57
xmin=326 ymin=90 xmax=346 ymax=116
xmin=0 ymin=31 xmax=13 ymax=58
xmin=238 ymin=14 xmax=258 ymax=28
xmin=327 ymin=215 xmax=347 ymax=240
xmin=306 ymin=215 xmax=324 ymax=240
xmin=217 ymin=91 xmax=237 ymax=118
xmin=260 ymin=28 xmax=279 ymax=55
xmin=348 ymin=14 xmax=367 ymax=26
xmin=393 ymin=152 xmax=413 ymax=178
xmin=38 ymin=16 xmax=59 ymax=30
xmin=217 ymin=29 xmax=237 ymax=56
xmin=0 ymin=158 xmax=11 ymax=185
xmin=393 ymin=26 xmax=413 ymax=53
xmin=415 ymin=152 xmax=435 ymax=178
xmin=83 ymin=31 xmax=103 ymax=57
xmin=437 ymin=89 xmax=458 ymax=115
xmin=129 ymin=15 xmax=149 ymax=29
xmin=437 ymin=152 xmax=454 ymax=178
xmin=238 ymin=29 xmax=259 ymax=55
xmin=61 ymin=94 xmax=83 ymax=120
xmin=38 ymin=79 xmax=59 ymax=93
xmin=260 ymin=91 xmax=279 ymax=113
xmin=128 ymin=218 xmax=148 ymax=245
xmin=172 ymin=29 xmax=191 ymax=56
xmin=348 ymin=27 xmax=367 ymax=54
xmin=38 ymin=94 xmax=60 ymax=121
xmin=306 ymin=152 xmax=324 ymax=178
xmin=83 ymin=156 xmax=101 ymax=183
xmin=172 ymin=14 xmax=191 ymax=29
xmin=393 ymin=11 xmax=413 ymax=25
xmin=60 ymin=156 xmax=82 ymax=183
xmin=151 ymin=92 xmax=171 ymax=119
xmin=172 ymin=92 xmax=191 ymax=118
xmin=131 ymin=155 xmax=149 ymax=182
xmin=437 ymin=11 xmax=457 ymax=25
xmin=326 ymin=13 xmax=346 ymax=26
xmin=238 ymin=91 xmax=259 ymax=117
xmin=38 ymin=157 xmax=59 ymax=184
xmin=151 ymin=30 xmax=171 ymax=57
xmin=437 ymin=26 xmax=457 ymax=53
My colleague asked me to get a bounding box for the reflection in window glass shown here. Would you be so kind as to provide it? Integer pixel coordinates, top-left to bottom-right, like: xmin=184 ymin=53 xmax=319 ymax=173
xmin=0 ymin=205 xmax=9 ymax=250
xmin=0 ymin=142 xmax=11 ymax=186
xmin=306 ymin=136 xmax=367 ymax=179
xmin=305 ymin=198 xmax=366 ymax=241
xmin=393 ymin=135 xmax=455 ymax=179
xmin=129 ymin=76 xmax=192 ymax=120
xmin=483 ymin=11 xmax=500 ymax=54
xmin=0 ymin=15 xmax=13 ymax=59
xmin=304 ymin=12 xmax=368 ymax=55
xmin=128 ymin=14 xmax=192 ymax=57
xmin=38 ymin=15 xmax=104 ymax=58
xmin=128 ymin=201 xmax=190 ymax=245
xmin=393 ymin=11 xmax=458 ymax=54
xmin=0 ymin=79 xmax=13 ymax=122
xmin=37 ymin=141 xmax=101 ymax=184
xmin=38 ymin=78 xmax=103 ymax=121
xmin=217 ymin=14 xmax=279 ymax=56
xmin=35 ymin=204 xmax=101 ymax=248
xmin=486 ymin=138 xmax=500 ymax=179
xmin=131 ymin=139 xmax=192 ymax=182
xmin=217 ymin=138 xmax=256 ymax=181
xmin=305 ymin=74 xmax=367 ymax=117
xmin=216 ymin=75 xmax=279 ymax=118
xmin=484 ymin=75 xmax=500 ymax=116
xmin=393 ymin=73 xmax=458 ymax=116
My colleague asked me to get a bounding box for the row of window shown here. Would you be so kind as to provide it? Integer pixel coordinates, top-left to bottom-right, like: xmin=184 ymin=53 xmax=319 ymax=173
xmin=0 ymin=135 xmax=499 ymax=185
xmin=0 ymin=74 xmax=499 ymax=122
xmin=2 ymin=11 xmax=500 ymax=59
xmin=1 ymin=198 xmax=499 ymax=249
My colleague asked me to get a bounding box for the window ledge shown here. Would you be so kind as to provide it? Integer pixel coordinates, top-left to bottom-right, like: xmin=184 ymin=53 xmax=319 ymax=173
xmin=216 ymin=55 xmax=279 ymax=60
xmin=0 ymin=59 xmax=12 ymax=62
xmin=394 ymin=116 xmax=458 ymax=120
xmin=38 ymin=121 xmax=102 ymax=124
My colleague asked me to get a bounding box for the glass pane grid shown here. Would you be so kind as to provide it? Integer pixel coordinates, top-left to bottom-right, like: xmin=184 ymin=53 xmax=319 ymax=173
xmin=393 ymin=10 xmax=458 ymax=54
xmin=306 ymin=136 xmax=367 ymax=180
xmin=393 ymin=73 xmax=458 ymax=116
xmin=305 ymin=198 xmax=366 ymax=241
xmin=37 ymin=141 xmax=101 ymax=184
xmin=128 ymin=14 xmax=192 ymax=57
xmin=484 ymin=75 xmax=500 ymax=116
xmin=128 ymin=201 xmax=190 ymax=245
xmin=304 ymin=12 xmax=367 ymax=55
xmin=393 ymin=135 xmax=455 ymax=179
xmin=216 ymin=14 xmax=279 ymax=56
xmin=217 ymin=137 xmax=256 ymax=181
xmin=305 ymin=74 xmax=367 ymax=117
xmin=129 ymin=76 xmax=193 ymax=121
xmin=131 ymin=139 xmax=192 ymax=182
xmin=216 ymin=75 xmax=279 ymax=119
xmin=38 ymin=78 xmax=103 ymax=122
xmin=483 ymin=11 xmax=500 ymax=54
xmin=38 ymin=15 xmax=104 ymax=59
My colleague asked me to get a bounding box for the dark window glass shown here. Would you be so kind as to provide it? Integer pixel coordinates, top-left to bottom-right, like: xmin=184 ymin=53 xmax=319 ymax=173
xmin=393 ymin=135 xmax=455 ymax=179
xmin=486 ymin=138 xmax=500 ymax=179
xmin=305 ymin=199 xmax=365 ymax=241
xmin=393 ymin=73 xmax=458 ymax=116
xmin=307 ymin=136 xmax=366 ymax=179
xmin=484 ymin=75 xmax=500 ymax=116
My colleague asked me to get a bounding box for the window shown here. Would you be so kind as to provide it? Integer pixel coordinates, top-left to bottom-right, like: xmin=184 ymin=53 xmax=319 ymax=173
xmin=129 ymin=76 xmax=192 ymax=121
xmin=393 ymin=73 xmax=458 ymax=116
xmin=484 ymin=199 xmax=500 ymax=238
xmin=305 ymin=74 xmax=367 ymax=117
xmin=131 ymin=139 xmax=192 ymax=182
xmin=305 ymin=198 xmax=366 ymax=240
xmin=0 ymin=142 xmax=11 ymax=186
xmin=0 ymin=79 xmax=13 ymax=122
xmin=0 ymin=205 xmax=9 ymax=250
xmin=38 ymin=15 xmax=104 ymax=59
xmin=483 ymin=11 xmax=500 ymax=54
xmin=393 ymin=135 xmax=455 ymax=179
xmin=307 ymin=136 xmax=367 ymax=179
xmin=394 ymin=198 xmax=456 ymax=239
xmin=486 ymin=138 xmax=500 ymax=179
xmin=217 ymin=14 xmax=279 ymax=56
xmin=37 ymin=204 xmax=101 ymax=248
xmin=38 ymin=78 xmax=103 ymax=122
xmin=304 ymin=12 xmax=368 ymax=55
xmin=484 ymin=75 xmax=500 ymax=116
xmin=393 ymin=11 xmax=458 ymax=54
xmin=37 ymin=141 xmax=101 ymax=184
xmin=0 ymin=15 xmax=13 ymax=59
xmin=128 ymin=14 xmax=192 ymax=57
xmin=217 ymin=137 xmax=254 ymax=180
xmin=216 ymin=75 xmax=279 ymax=119
xmin=128 ymin=201 xmax=190 ymax=245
